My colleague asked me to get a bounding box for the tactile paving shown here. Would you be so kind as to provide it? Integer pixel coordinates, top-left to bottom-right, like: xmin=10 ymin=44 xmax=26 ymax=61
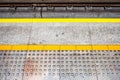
xmin=0 ymin=50 xmax=120 ymax=80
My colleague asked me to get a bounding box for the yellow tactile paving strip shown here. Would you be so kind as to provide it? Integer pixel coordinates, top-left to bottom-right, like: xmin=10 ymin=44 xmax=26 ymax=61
xmin=0 ymin=45 xmax=120 ymax=50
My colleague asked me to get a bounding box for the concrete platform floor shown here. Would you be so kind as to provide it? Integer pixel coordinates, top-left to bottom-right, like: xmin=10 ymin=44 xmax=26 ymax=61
xmin=0 ymin=22 xmax=120 ymax=44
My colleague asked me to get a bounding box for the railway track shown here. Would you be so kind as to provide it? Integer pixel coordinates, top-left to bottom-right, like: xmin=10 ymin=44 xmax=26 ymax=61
xmin=0 ymin=0 xmax=120 ymax=3
xmin=0 ymin=1 xmax=120 ymax=17
xmin=0 ymin=3 xmax=120 ymax=7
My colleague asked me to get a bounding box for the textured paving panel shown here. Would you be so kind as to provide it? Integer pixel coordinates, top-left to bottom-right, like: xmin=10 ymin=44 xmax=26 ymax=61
xmin=0 ymin=50 xmax=120 ymax=80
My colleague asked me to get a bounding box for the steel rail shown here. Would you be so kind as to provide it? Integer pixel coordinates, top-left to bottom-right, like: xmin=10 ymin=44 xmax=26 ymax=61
xmin=0 ymin=3 xmax=120 ymax=7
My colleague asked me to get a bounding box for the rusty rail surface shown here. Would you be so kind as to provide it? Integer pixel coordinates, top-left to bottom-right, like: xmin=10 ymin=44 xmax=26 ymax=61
xmin=0 ymin=0 xmax=120 ymax=3
xmin=0 ymin=3 xmax=120 ymax=7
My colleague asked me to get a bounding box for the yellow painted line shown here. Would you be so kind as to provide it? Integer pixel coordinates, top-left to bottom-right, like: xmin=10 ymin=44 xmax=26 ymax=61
xmin=0 ymin=45 xmax=12 ymax=50
xmin=92 ymin=45 xmax=108 ymax=50
xmin=28 ymin=45 xmax=44 ymax=50
xmin=108 ymin=45 xmax=120 ymax=50
xmin=12 ymin=45 xmax=28 ymax=50
xmin=44 ymin=45 xmax=60 ymax=50
xmin=0 ymin=18 xmax=120 ymax=22
xmin=60 ymin=45 xmax=76 ymax=50
xmin=76 ymin=45 xmax=92 ymax=50
xmin=0 ymin=45 xmax=120 ymax=50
